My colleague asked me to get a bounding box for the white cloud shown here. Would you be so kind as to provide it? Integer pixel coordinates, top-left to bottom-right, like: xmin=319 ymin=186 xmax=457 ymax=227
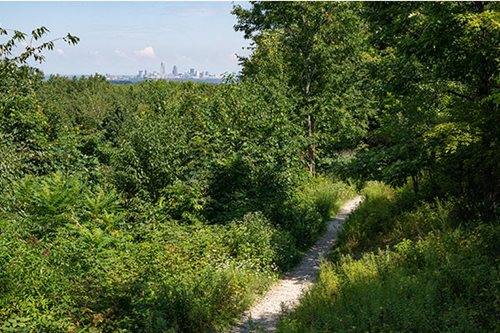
xmin=135 ymin=46 xmax=157 ymax=59
xmin=55 ymin=48 xmax=65 ymax=56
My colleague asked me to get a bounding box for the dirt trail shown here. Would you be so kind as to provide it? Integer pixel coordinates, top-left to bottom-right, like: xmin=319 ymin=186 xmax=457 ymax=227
xmin=230 ymin=196 xmax=363 ymax=333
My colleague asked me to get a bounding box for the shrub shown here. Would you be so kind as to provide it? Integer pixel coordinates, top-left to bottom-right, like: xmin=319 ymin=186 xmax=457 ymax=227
xmin=279 ymin=177 xmax=356 ymax=250
xmin=0 ymin=71 xmax=359 ymax=332
xmin=9 ymin=172 xmax=123 ymax=238
xmin=1 ymin=174 xmax=290 ymax=332
xmin=335 ymin=181 xmax=454 ymax=255
xmin=335 ymin=181 xmax=396 ymax=254
xmin=279 ymin=179 xmax=498 ymax=333
xmin=226 ymin=212 xmax=300 ymax=273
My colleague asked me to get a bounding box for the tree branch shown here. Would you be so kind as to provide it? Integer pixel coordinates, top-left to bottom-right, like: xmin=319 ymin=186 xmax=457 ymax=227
xmin=445 ymin=89 xmax=474 ymax=101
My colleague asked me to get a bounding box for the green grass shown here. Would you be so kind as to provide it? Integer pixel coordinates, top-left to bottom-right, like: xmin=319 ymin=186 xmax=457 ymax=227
xmin=0 ymin=173 xmax=279 ymax=332
xmin=278 ymin=226 xmax=498 ymax=333
xmin=277 ymin=182 xmax=499 ymax=333
xmin=0 ymin=213 xmax=277 ymax=333
xmin=334 ymin=181 xmax=450 ymax=256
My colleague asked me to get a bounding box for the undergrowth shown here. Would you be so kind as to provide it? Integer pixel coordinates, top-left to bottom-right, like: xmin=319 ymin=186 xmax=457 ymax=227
xmin=0 ymin=172 xmax=353 ymax=332
xmin=277 ymin=181 xmax=499 ymax=333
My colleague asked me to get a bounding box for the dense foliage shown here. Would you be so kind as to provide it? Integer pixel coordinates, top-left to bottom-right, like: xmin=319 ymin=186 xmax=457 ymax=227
xmin=344 ymin=2 xmax=500 ymax=209
xmin=1 ymin=1 xmax=498 ymax=332
xmin=0 ymin=24 xmax=356 ymax=332
xmin=232 ymin=2 xmax=498 ymax=333
xmin=233 ymin=2 xmax=375 ymax=173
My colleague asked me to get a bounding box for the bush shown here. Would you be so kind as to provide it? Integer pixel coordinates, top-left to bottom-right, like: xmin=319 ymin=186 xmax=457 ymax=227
xmin=0 ymin=208 xmax=277 ymax=332
xmin=9 ymin=172 xmax=123 ymax=238
xmin=278 ymin=179 xmax=498 ymax=333
xmin=279 ymin=177 xmax=356 ymax=250
xmin=334 ymin=181 xmax=396 ymax=255
xmin=0 ymin=71 xmax=359 ymax=332
xmin=0 ymin=173 xmax=307 ymax=332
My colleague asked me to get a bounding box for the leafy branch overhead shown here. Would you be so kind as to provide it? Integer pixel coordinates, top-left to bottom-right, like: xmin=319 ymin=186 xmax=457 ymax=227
xmin=0 ymin=26 xmax=79 ymax=64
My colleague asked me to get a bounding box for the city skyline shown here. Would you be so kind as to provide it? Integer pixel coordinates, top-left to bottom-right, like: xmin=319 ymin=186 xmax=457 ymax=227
xmin=104 ymin=61 xmax=225 ymax=83
xmin=0 ymin=2 xmax=251 ymax=75
xmin=134 ymin=62 xmax=225 ymax=78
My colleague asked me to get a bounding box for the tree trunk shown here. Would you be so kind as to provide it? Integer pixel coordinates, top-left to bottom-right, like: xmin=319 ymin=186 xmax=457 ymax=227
xmin=307 ymin=112 xmax=316 ymax=175
xmin=411 ymin=174 xmax=419 ymax=194
xmin=304 ymin=76 xmax=315 ymax=176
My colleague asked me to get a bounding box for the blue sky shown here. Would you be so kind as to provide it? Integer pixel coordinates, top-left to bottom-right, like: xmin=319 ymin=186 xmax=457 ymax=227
xmin=0 ymin=1 xmax=251 ymax=75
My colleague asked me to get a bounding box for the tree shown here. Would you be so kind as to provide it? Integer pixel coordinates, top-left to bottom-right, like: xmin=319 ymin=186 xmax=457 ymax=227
xmin=233 ymin=1 xmax=374 ymax=174
xmin=0 ymin=26 xmax=79 ymax=64
xmin=357 ymin=2 xmax=499 ymax=204
xmin=0 ymin=27 xmax=80 ymax=183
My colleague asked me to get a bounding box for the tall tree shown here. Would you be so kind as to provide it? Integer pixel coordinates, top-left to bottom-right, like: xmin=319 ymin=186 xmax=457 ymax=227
xmin=233 ymin=2 xmax=373 ymax=174
xmin=0 ymin=27 xmax=79 ymax=182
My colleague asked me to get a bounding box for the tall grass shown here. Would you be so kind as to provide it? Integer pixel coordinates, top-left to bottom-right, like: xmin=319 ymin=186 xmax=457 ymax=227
xmin=278 ymin=226 xmax=498 ymax=333
xmin=280 ymin=176 xmax=357 ymax=251
xmin=277 ymin=181 xmax=499 ymax=333
xmin=335 ymin=181 xmax=451 ymax=256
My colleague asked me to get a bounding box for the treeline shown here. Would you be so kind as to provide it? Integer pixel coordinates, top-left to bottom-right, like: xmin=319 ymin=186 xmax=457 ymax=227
xmin=0 ymin=1 xmax=499 ymax=332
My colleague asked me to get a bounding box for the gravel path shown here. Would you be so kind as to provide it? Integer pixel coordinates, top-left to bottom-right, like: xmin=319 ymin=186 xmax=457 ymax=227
xmin=230 ymin=196 xmax=363 ymax=333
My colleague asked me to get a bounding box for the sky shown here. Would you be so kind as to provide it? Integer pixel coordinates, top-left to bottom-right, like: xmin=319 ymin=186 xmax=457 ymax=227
xmin=0 ymin=1 xmax=251 ymax=75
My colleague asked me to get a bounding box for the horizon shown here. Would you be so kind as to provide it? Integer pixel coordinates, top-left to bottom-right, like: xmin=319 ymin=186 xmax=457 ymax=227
xmin=0 ymin=1 xmax=251 ymax=76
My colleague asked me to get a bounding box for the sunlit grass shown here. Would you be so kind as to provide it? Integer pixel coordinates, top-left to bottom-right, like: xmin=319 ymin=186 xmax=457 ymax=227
xmin=277 ymin=182 xmax=499 ymax=333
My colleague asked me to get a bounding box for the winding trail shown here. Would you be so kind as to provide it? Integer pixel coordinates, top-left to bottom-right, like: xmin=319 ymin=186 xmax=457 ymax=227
xmin=230 ymin=195 xmax=363 ymax=333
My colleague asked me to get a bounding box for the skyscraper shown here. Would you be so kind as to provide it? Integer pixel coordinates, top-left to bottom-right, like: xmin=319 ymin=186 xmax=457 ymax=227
xmin=160 ymin=62 xmax=166 ymax=78
xmin=172 ymin=65 xmax=178 ymax=76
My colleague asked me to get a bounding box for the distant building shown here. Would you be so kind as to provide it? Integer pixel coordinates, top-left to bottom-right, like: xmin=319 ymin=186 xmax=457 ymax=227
xmin=126 ymin=65 xmax=222 ymax=84
xmin=160 ymin=62 xmax=166 ymax=78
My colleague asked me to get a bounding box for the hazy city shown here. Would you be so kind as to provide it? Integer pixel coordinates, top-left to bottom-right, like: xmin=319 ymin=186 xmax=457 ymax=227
xmin=104 ymin=62 xmax=225 ymax=84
